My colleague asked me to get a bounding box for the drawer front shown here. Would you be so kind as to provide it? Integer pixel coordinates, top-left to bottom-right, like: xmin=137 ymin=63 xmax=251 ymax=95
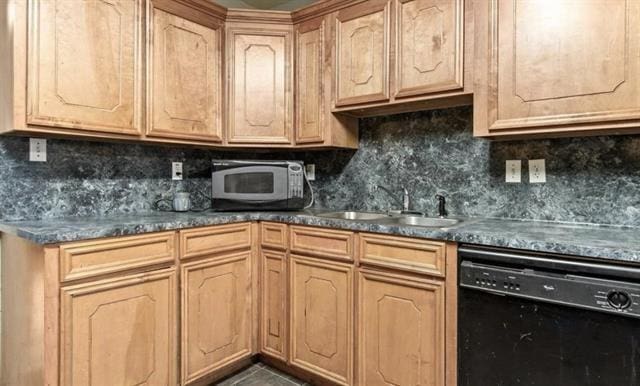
xmin=359 ymin=233 xmax=446 ymax=277
xmin=60 ymin=232 xmax=176 ymax=282
xmin=261 ymin=222 xmax=288 ymax=250
xmin=290 ymin=226 xmax=354 ymax=261
xmin=180 ymin=223 xmax=252 ymax=260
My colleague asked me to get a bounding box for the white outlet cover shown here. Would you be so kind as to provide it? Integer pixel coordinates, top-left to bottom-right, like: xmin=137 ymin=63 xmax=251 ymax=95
xmin=172 ymin=162 xmax=183 ymax=180
xmin=305 ymin=164 xmax=316 ymax=181
xmin=505 ymin=160 xmax=521 ymax=183
xmin=529 ymin=159 xmax=546 ymax=183
xmin=29 ymin=138 xmax=47 ymax=162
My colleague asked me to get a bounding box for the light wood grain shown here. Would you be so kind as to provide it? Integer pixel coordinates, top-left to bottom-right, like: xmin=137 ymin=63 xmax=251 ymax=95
xmin=147 ymin=2 xmax=223 ymax=142
xmin=474 ymin=0 xmax=640 ymax=138
xmin=359 ymin=232 xmax=446 ymax=277
xmin=27 ymin=0 xmax=143 ymax=135
xmin=181 ymin=251 xmax=253 ymax=384
xmin=290 ymin=225 xmax=355 ymax=261
xmin=226 ymin=23 xmax=294 ymax=144
xmin=445 ymin=242 xmax=458 ymax=386
xmin=260 ymin=249 xmax=288 ymax=361
xmin=357 ymin=268 xmax=445 ymax=386
xmin=334 ymin=0 xmax=390 ymax=106
xmin=289 ymin=254 xmax=354 ymax=386
xmin=394 ymin=0 xmax=464 ymax=98
xmin=180 ymin=223 xmax=252 ymax=260
xmin=59 ymin=231 xmax=176 ymax=282
xmin=60 ymin=268 xmax=177 ymax=386
xmin=261 ymin=222 xmax=289 ymax=250
xmin=296 ymin=17 xmax=325 ymax=143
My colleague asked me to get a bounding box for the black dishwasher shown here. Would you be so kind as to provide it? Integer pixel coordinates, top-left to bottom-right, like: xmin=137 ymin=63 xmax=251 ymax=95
xmin=458 ymin=245 xmax=640 ymax=386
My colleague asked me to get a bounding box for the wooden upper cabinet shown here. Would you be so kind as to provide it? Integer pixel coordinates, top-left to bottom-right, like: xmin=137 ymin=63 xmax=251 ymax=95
xmin=27 ymin=0 xmax=142 ymax=135
xmin=295 ymin=18 xmax=325 ymax=144
xmin=226 ymin=25 xmax=293 ymax=144
xmin=357 ymin=268 xmax=445 ymax=386
xmin=60 ymin=268 xmax=177 ymax=386
xmin=147 ymin=1 xmax=223 ymax=142
xmin=475 ymin=0 xmax=640 ymax=138
xmin=394 ymin=0 xmax=464 ymax=98
xmin=334 ymin=0 xmax=391 ymax=106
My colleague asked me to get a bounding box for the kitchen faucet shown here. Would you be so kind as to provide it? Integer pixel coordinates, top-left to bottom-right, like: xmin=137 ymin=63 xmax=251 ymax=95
xmin=375 ymin=185 xmax=413 ymax=213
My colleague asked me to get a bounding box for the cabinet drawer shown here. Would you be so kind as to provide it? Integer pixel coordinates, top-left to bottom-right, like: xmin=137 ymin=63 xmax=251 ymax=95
xmin=261 ymin=222 xmax=288 ymax=250
xmin=180 ymin=223 xmax=252 ymax=260
xmin=59 ymin=232 xmax=176 ymax=282
xmin=290 ymin=226 xmax=354 ymax=261
xmin=359 ymin=233 xmax=446 ymax=277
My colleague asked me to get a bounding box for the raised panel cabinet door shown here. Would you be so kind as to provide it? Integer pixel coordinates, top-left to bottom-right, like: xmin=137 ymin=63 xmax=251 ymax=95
xmin=60 ymin=268 xmax=177 ymax=386
xmin=475 ymin=0 xmax=640 ymax=137
xmin=147 ymin=3 xmax=222 ymax=141
xmin=260 ymin=249 xmax=287 ymax=360
xmin=295 ymin=18 xmax=325 ymax=144
xmin=358 ymin=269 xmax=445 ymax=386
xmin=227 ymin=28 xmax=293 ymax=144
xmin=28 ymin=0 xmax=142 ymax=134
xmin=181 ymin=251 xmax=253 ymax=384
xmin=290 ymin=254 xmax=354 ymax=386
xmin=334 ymin=0 xmax=390 ymax=107
xmin=394 ymin=0 xmax=464 ymax=98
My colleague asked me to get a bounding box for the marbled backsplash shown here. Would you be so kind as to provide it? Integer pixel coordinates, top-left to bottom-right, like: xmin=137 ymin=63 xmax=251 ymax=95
xmin=1 ymin=106 xmax=639 ymax=226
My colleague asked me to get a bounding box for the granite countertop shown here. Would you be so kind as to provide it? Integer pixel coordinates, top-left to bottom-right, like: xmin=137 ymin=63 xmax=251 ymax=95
xmin=1 ymin=210 xmax=639 ymax=264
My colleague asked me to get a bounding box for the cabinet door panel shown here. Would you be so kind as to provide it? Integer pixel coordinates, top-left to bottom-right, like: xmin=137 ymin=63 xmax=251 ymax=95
xmin=358 ymin=269 xmax=445 ymax=386
xmin=335 ymin=0 xmax=390 ymax=106
xmin=290 ymin=254 xmax=353 ymax=386
xmin=60 ymin=269 xmax=176 ymax=386
xmin=260 ymin=249 xmax=287 ymax=360
xmin=181 ymin=251 xmax=253 ymax=384
xmin=28 ymin=0 xmax=142 ymax=134
xmin=475 ymin=0 xmax=640 ymax=136
xmin=395 ymin=0 xmax=463 ymax=98
xmin=296 ymin=18 xmax=325 ymax=144
xmin=148 ymin=5 xmax=222 ymax=141
xmin=227 ymin=28 xmax=292 ymax=144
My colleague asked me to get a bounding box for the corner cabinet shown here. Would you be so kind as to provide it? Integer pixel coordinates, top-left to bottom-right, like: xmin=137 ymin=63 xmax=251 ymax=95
xmin=27 ymin=0 xmax=143 ymax=135
xmin=146 ymin=0 xmax=223 ymax=142
xmin=226 ymin=21 xmax=294 ymax=145
xmin=474 ymin=0 xmax=640 ymax=138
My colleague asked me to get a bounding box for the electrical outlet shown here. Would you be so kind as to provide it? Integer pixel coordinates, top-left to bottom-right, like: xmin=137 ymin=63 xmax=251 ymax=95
xmin=172 ymin=162 xmax=183 ymax=180
xmin=29 ymin=138 xmax=47 ymax=162
xmin=305 ymin=164 xmax=316 ymax=181
xmin=529 ymin=159 xmax=546 ymax=183
xmin=505 ymin=160 xmax=521 ymax=183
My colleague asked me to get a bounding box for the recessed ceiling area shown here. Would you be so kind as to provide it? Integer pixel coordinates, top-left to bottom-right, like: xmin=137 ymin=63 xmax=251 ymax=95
xmin=214 ymin=0 xmax=318 ymax=11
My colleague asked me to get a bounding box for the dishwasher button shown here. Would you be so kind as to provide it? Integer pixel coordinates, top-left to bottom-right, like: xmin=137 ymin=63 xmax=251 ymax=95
xmin=607 ymin=291 xmax=632 ymax=310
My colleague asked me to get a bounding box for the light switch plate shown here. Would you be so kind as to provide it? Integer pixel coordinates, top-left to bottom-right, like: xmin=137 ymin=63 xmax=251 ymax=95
xmin=29 ymin=138 xmax=47 ymax=162
xmin=506 ymin=160 xmax=521 ymax=183
xmin=305 ymin=164 xmax=316 ymax=181
xmin=529 ymin=159 xmax=546 ymax=183
xmin=172 ymin=162 xmax=183 ymax=180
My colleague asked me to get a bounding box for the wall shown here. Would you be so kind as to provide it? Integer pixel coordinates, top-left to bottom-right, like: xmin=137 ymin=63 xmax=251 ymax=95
xmin=0 ymin=106 xmax=639 ymax=226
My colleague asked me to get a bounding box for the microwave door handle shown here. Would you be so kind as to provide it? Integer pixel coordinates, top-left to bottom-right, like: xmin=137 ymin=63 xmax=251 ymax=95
xmin=221 ymin=198 xmax=284 ymax=204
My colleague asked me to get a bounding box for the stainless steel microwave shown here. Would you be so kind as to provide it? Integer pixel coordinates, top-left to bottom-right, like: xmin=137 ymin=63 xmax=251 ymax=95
xmin=211 ymin=160 xmax=305 ymax=211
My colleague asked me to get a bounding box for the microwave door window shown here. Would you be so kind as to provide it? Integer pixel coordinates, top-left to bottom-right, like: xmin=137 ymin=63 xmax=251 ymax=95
xmin=224 ymin=172 xmax=274 ymax=194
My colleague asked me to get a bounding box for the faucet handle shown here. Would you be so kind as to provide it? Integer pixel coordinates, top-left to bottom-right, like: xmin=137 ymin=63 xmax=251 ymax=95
xmin=435 ymin=194 xmax=447 ymax=217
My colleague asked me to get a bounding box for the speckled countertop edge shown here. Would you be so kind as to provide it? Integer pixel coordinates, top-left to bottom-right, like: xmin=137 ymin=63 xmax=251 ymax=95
xmin=1 ymin=210 xmax=639 ymax=264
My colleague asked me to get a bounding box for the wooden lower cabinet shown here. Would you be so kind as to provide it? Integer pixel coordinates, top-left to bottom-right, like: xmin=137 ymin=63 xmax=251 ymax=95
xmin=289 ymin=254 xmax=354 ymax=386
xmin=357 ymin=268 xmax=445 ymax=386
xmin=260 ymin=249 xmax=288 ymax=360
xmin=60 ymin=268 xmax=177 ymax=386
xmin=181 ymin=251 xmax=254 ymax=384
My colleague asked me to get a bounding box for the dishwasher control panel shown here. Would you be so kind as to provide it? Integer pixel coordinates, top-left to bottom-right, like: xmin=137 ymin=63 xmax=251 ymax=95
xmin=460 ymin=260 xmax=640 ymax=319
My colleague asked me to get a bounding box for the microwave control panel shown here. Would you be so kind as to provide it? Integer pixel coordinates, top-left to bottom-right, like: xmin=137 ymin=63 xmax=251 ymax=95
xmin=288 ymin=163 xmax=304 ymax=198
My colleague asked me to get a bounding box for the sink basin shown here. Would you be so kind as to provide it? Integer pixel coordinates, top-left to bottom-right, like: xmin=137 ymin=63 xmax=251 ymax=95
xmin=383 ymin=216 xmax=460 ymax=228
xmin=316 ymin=211 xmax=391 ymax=220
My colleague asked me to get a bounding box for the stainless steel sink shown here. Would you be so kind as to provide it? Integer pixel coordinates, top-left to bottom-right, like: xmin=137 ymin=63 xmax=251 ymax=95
xmin=382 ymin=216 xmax=461 ymax=228
xmin=316 ymin=211 xmax=391 ymax=220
